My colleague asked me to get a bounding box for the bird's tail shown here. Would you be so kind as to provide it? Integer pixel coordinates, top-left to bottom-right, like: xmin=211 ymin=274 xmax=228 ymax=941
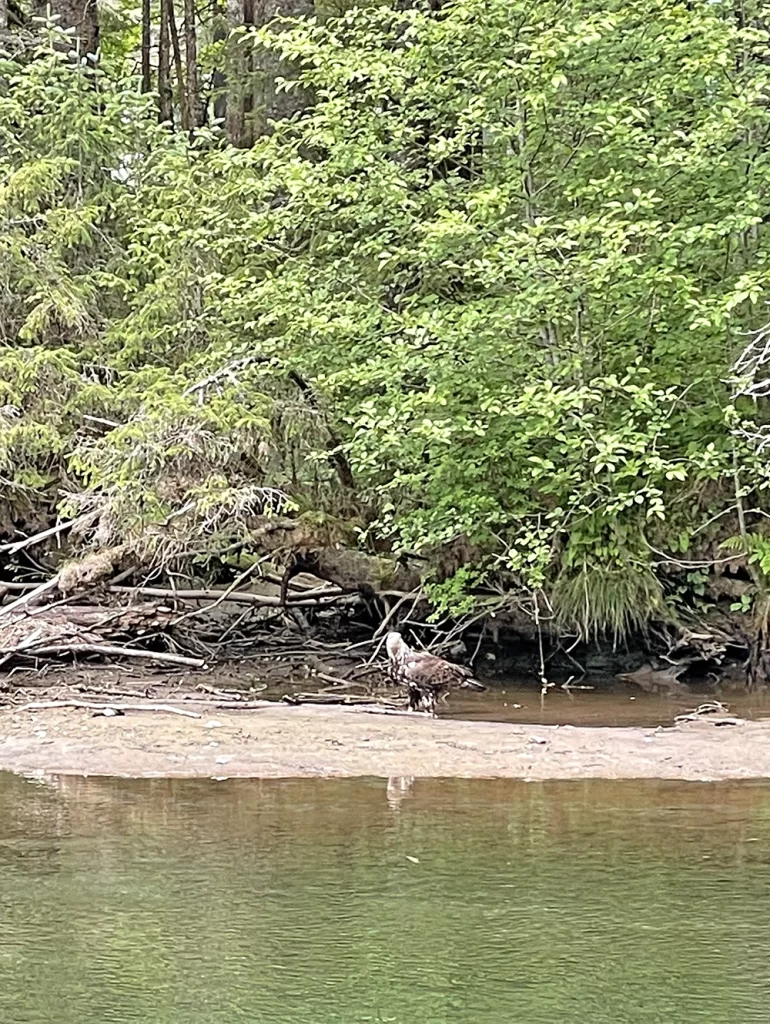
xmin=462 ymin=678 xmax=486 ymax=692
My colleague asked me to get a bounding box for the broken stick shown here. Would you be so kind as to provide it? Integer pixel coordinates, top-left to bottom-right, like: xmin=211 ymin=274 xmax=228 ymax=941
xmin=0 ymin=576 xmax=61 ymax=619
xmin=0 ymin=516 xmax=91 ymax=556
xmin=8 ymin=643 xmax=205 ymax=668
xmin=16 ymin=700 xmax=202 ymax=718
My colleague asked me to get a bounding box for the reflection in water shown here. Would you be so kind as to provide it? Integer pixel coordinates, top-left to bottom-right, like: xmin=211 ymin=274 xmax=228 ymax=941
xmin=0 ymin=773 xmax=769 ymax=1023
xmin=386 ymin=775 xmax=415 ymax=811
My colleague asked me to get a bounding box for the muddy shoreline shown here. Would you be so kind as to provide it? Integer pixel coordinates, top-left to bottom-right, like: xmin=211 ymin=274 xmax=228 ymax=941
xmin=0 ymin=702 xmax=768 ymax=781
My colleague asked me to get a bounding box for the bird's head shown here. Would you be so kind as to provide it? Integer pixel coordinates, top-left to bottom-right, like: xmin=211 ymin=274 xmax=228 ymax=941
xmin=385 ymin=631 xmax=408 ymax=662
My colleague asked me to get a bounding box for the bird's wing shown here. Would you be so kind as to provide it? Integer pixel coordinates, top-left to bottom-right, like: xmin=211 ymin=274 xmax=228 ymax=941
xmin=405 ymin=652 xmax=469 ymax=689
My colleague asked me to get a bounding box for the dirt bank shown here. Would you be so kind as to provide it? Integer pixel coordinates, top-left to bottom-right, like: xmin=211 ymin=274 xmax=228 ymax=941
xmin=0 ymin=702 xmax=768 ymax=780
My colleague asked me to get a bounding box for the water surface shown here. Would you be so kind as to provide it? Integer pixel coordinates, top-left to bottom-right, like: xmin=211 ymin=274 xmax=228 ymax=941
xmin=1 ymin=773 xmax=769 ymax=1023
xmin=445 ymin=683 xmax=770 ymax=727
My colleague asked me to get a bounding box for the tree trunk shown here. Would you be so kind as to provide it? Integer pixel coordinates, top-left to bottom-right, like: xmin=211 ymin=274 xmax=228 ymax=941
xmin=224 ymin=0 xmax=254 ymax=146
xmin=211 ymin=1 xmax=228 ymax=125
xmin=141 ymin=0 xmax=152 ymax=92
xmin=251 ymin=0 xmax=314 ymax=138
xmin=184 ymin=0 xmax=203 ymax=128
xmin=0 ymin=0 xmax=7 ymax=31
xmin=158 ymin=0 xmax=173 ymax=124
xmin=166 ymin=0 xmax=188 ymax=130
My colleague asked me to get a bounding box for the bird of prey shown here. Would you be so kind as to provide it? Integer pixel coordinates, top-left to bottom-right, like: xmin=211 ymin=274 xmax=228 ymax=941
xmin=385 ymin=631 xmax=486 ymax=715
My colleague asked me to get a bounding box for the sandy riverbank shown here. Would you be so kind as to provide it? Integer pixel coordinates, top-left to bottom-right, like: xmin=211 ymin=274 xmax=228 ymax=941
xmin=0 ymin=702 xmax=768 ymax=780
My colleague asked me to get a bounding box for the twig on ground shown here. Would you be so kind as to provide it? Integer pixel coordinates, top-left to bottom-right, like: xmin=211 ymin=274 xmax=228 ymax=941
xmin=346 ymin=705 xmax=419 ymax=717
xmin=195 ymin=681 xmax=267 ymax=699
xmin=313 ymin=670 xmax=357 ymax=687
xmin=16 ymin=699 xmax=202 ymax=718
xmin=282 ymin=692 xmax=403 ymax=707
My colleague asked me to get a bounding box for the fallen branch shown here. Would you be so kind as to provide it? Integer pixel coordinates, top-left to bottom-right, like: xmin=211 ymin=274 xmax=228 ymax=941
xmin=16 ymin=699 xmax=201 ymax=718
xmin=282 ymin=692 xmax=403 ymax=707
xmin=373 ymin=588 xmax=424 ymax=638
xmin=186 ymin=699 xmax=272 ymax=709
xmin=346 ymin=705 xmax=422 ymax=717
xmin=10 ymin=643 xmax=205 ymax=668
xmin=109 ymin=585 xmax=350 ymax=607
xmin=0 ymin=626 xmax=49 ymax=669
xmin=674 ymin=713 xmax=743 ymax=726
xmin=674 ymin=701 xmax=738 ymax=725
xmin=172 ymin=561 xmax=263 ymax=625
xmin=314 ymin=670 xmax=357 ymax=688
xmin=0 ymin=516 xmax=91 ymax=555
xmin=0 ymin=576 xmax=60 ymax=619
xmin=195 ymin=681 xmax=267 ymax=700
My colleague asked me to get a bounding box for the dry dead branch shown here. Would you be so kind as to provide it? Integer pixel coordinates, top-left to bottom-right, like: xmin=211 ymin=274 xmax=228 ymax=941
xmin=16 ymin=699 xmax=202 ymax=718
xmin=0 ymin=516 xmax=91 ymax=555
xmin=109 ymin=584 xmax=349 ymax=607
xmin=16 ymin=644 xmax=205 ymax=667
xmin=0 ymin=576 xmax=61 ymax=619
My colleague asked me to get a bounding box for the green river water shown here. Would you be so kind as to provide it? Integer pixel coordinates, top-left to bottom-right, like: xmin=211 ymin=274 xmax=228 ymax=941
xmin=1 ymin=772 xmax=769 ymax=1023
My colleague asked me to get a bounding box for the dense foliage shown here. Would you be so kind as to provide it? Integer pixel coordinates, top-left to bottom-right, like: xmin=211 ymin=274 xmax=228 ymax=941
xmin=3 ymin=0 xmax=770 ymax=634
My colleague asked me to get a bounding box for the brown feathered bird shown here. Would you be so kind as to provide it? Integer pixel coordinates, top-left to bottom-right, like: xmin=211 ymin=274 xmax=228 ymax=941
xmin=386 ymin=631 xmax=486 ymax=714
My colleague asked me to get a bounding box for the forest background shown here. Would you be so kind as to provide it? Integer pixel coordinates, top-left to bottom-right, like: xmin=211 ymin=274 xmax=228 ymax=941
xmin=4 ymin=0 xmax=770 ymax=674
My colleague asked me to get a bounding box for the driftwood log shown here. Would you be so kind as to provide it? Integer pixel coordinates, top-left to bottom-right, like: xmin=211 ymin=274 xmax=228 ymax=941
xmin=0 ymin=602 xmax=199 ymax=670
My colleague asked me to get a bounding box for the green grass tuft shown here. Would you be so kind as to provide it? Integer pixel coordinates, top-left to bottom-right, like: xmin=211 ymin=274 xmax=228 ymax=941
xmin=552 ymin=562 xmax=666 ymax=641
